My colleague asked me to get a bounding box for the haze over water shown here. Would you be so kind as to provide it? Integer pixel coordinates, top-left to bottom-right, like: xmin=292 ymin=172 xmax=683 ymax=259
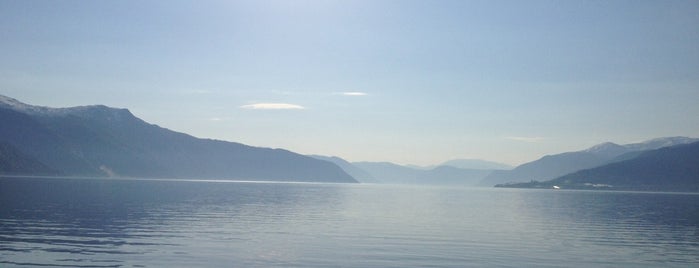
xmin=2 ymin=1 xmax=699 ymax=267
xmin=1 ymin=177 xmax=697 ymax=267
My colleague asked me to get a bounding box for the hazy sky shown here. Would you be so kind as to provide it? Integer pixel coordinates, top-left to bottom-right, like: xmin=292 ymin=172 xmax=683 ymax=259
xmin=2 ymin=0 xmax=698 ymax=166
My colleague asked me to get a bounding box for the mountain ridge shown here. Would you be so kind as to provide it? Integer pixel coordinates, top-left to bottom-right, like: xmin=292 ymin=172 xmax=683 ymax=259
xmin=496 ymin=141 xmax=699 ymax=192
xmin=308 ymin=155 xmax=378 ymax=183
xmin=352 ymin=161 xmax=492 ymax=186
xmin=0 ymin=95 xmax=357 ymax=183
xmin=478 ymin=137 xmax=699 ymax=186
xmin=439 ymin=159 xmax=513 ymax=170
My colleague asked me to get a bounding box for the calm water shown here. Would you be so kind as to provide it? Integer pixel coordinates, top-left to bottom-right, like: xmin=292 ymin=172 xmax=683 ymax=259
xmin=1 ymin=177 xmax=698 ymax=267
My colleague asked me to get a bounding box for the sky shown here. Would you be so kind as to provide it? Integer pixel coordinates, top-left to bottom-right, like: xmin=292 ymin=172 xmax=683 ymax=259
xmin=1 ymin=0 xmax=698 ymax=166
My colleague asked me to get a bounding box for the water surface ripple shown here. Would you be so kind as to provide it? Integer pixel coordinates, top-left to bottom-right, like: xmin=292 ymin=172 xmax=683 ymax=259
xmin=1 ymin=177 xmax=697 ymax=267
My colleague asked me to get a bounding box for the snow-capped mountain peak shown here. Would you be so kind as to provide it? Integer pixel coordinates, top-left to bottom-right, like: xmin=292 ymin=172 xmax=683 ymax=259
xmin=625 ymin=137 xmax=699 ymax=151
xmin=583 ymin=142 xmax=629 ymax=158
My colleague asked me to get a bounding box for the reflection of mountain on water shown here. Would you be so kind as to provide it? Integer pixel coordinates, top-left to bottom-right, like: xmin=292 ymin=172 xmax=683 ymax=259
xmin=0 ymin=176 xmax=349 ymax=267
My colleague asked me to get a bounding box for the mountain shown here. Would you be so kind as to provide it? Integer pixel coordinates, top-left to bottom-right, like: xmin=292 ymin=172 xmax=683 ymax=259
xmin=416 ymin=165 xmax=493 ymax=185
xmin=496 ymin=141 xmax=699 ymax=192
xmin=309 ymin=155 xmax=378 ymax=183
xmin=624 ymin=136 xmax=699 ymax=152
xmin=478 ymin=137 xmax=699 ymax=186
xmin=353 ymin=161 xmax=491 ymax=186
xmin=440 ymin=159 xmax=513 ymax=170
xmin=582 ymin=142 xmax=630 ymax=159
xmin=0 ymin=95 xmax=357 ymax=183
xmin=352 ymin=162 xmax=421 ymax=184
xmin=0 ymin=142 xmax=58 ymax=175
xmin=477 ymin=151 xmax=613 ymax=186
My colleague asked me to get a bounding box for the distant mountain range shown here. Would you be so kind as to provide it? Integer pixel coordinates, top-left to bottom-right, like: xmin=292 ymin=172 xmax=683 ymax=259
xmin=2 ymin=94 xmax=696 ymax=190
xmin=347 ymin=137 xmax=699 ymax=190
xmin=478 ymin=137 xmax=699 ymax=186
xmin=496 ymin=141 xmax=699 ymax=192
xmin=304 ymin=158 xmax=499 ymax=186
xmin=309 ymin=155 xmax=379 ymax=183
xmin=0 ymin=95 xmax=356 ymax=183
xmin=351 ymin=161 xmax=494 ymax=186
xmin=439 ymin=159 xmax=513 ymax=170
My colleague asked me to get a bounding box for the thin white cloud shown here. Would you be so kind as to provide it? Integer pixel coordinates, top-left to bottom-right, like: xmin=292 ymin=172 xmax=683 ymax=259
xmin=505 ymin=136 xmax=545 ymax=143
xmin=208 ymin=117 xmax=223 ymax=121
xmin=337 ymin=92 xmax=368 ymax=96
xmin=240 ymin=103 xmax=305 ymax=110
